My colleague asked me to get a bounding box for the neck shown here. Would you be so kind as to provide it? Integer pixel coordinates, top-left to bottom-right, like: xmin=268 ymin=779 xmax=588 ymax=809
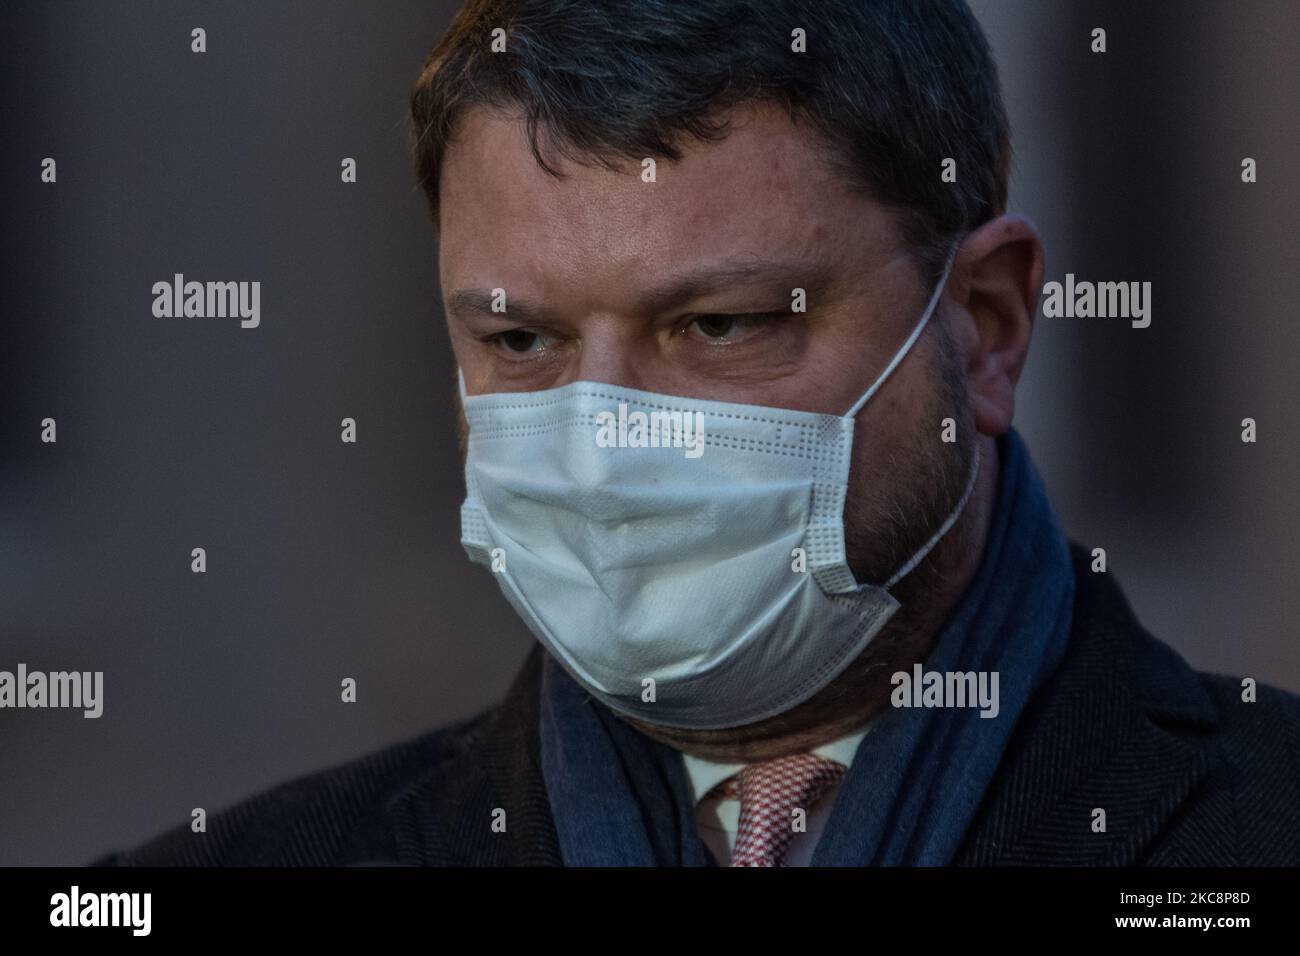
xmin=624 ymin=433 xmax=1001 ymax=763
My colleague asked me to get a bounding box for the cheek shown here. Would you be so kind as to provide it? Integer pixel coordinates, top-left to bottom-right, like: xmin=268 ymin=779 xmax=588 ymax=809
xmin=844 ymin=415 xmax=907 ymax=522
xmin=840 ymin=357 xmax=948 ymax=549
xmin=443 ymin=326 xmax=481 ymax=382
xmin=848 ymin=365 xmax=935 ymax=476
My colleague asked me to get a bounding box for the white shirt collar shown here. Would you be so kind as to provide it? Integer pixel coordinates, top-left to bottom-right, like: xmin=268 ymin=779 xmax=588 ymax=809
xmin=679 ymin=722 xmax=873 ymax=805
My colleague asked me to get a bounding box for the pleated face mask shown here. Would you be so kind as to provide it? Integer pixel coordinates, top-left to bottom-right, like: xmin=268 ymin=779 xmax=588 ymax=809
xmin=457 ymin=249 xmax=978 ymax=729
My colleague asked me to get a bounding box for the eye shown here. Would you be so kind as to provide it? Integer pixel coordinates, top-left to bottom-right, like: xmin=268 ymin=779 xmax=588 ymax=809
xmin=684 ymin=312 xmax=786 ymax=344
xmin=490 ymin=328 xmax=550 ymax=354
xmin=693 ymin=315 xmax=737 ymax=339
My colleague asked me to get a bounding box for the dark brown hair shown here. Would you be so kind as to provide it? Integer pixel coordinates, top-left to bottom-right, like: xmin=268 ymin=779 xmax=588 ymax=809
xmin=409 ymin=0 xmax=1011 ymax=281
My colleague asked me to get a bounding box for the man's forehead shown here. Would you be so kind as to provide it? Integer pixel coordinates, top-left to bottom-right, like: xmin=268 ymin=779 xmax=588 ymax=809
xmin=438 ymin=102 xmax=898 ymax=285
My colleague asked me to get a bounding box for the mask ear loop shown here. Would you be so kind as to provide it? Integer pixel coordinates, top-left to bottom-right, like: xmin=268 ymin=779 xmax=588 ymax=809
xmin=838 ymin=239 xmax=973 ymax=590
xmin=883 ymin=442 xmax=981 ymax=590
xmin=457 ymin=366 xmax=468 ymax=401
xmin=844 ymin=242 xmax=961 ymax=420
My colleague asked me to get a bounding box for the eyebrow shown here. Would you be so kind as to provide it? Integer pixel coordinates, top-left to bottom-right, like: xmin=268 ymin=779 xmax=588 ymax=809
xmin=445 ymin=257 xmax=834 ymax=324
xmin=639 ymin=258 xmax=834 ymax=312
xmin=446 ymin=288 xmax=549 ymax=325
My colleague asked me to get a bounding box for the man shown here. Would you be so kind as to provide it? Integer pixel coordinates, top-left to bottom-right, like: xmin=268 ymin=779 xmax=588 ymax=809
xmin=95 ymin=0 xmax=1299 ymax=867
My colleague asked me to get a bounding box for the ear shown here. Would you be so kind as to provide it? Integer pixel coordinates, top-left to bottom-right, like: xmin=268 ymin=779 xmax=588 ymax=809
xmin=944 ymin=214 xmax=1044 ymax=437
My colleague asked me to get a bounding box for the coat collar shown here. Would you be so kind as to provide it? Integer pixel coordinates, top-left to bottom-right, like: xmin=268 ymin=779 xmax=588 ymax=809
xmin=384 ymin=643 xmax=563 ymax=865
xmin=952 ymin=543 xmax=1219 ymax=865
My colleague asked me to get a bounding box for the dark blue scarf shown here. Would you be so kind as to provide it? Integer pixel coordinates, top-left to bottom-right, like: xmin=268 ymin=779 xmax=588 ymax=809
xmin=539 ymin=427 xmax=1074 ymax=865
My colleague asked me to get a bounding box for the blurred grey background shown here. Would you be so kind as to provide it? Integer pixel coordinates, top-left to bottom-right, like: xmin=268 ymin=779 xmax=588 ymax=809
xmin=1 ymin=0 xmax=1296 ymax=865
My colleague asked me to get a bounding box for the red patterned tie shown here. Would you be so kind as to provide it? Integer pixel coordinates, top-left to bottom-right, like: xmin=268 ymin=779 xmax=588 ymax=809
xmin=711 ymin=752 xmax=847 ymax=866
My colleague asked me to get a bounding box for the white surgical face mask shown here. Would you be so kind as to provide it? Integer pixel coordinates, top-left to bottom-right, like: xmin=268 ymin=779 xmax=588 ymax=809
xmin=458 ymin=250 xmax=978 ymax=730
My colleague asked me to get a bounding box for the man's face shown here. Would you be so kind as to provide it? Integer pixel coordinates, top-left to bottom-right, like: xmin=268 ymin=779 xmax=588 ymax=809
xmin=439 ymin=99 xmax=969 ymax=597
